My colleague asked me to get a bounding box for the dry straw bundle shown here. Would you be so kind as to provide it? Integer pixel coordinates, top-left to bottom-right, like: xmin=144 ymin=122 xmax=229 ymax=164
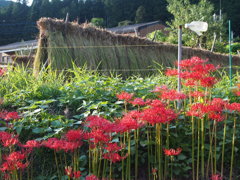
xmin=34 ymin=17 xmax=240 ymax=76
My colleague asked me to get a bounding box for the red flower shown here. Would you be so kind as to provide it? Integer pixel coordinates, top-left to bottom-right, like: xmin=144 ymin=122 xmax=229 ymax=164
xmin=116 ymin=91 xmax=134 ymax=101
xmin=86 ymin=175 xmax=100 ymax=180
xmin=130 ymin=98 xmax=146 ymax=106
xmin=0 ymin=68 xmax=6 ymax=76
xmin=186 ymin=103 xmax=206 ymax=118
xmin=6 ymin=151 xmax=26 ymax=162
xmin=73 ymin=171 xmax=81 ymax=178
xmin=227 ymin=103 xmax=240 ymax=112
xmin=4 ymin=112 xmax=20 ymax=121
xmin=65 ymin=166 xmax=73 ymax=177
xmin=211 ymin=174 xmax=222 ymax=180
xmin=189 ymin=91 xmax=205 ymax=98
xmin=85 ymin=116 xmax=114 ymax=132
xmin=117 ymin=110 xmax=145 ymax=132
xmin=65 ymin=129 xmax=85 ymax=142
xmin=142 ymin=106 xmax=177 ymax=125
xmin=104 ymin=143 xmax=122 ymax=152
xmin=152 ymin=168 xmax=157 ymax=175
xmin=160 ymin=89 xmax=187 ymax=101
xmin=87 ymin=129 xmax=111 ymax=144
xmin=22 ymin=140 xmax=41 ymax=149
xmin=0 ymin=111 xmax=8 ymax=119
xmin=2 ymin=138 xmax=19 ymax=147
xmin=163 ymin=148 xmax=182 ymax=156
xmin=165 ymin=69 xmax=178 ymax=76
xmin=200 ymin=77 xmax=217 ymax=87
xmin=103 ymin=152 xmax=128 ymax=163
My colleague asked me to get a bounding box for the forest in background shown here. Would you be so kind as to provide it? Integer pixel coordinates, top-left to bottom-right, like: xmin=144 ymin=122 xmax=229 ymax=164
xmin=0 ymin=0 xmax=239 ymax=45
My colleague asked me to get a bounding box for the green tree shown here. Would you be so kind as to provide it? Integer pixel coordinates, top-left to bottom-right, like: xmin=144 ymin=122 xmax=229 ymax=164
xmin=135 ymin=5 xmax=146 ymax=23
xmin=91 ymin=17 xmax=104 ymax=27
xmin=166 ymin=0 xmax=226 ymax=49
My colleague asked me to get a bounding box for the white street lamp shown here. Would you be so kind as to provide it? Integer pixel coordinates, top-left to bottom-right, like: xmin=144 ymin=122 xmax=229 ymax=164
xmin=177 ymin=21 xmax=208 ymax=109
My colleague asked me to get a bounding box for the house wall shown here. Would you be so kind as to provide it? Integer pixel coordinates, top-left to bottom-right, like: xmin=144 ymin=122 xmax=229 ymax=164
xmin=139 ymin=24 xmax=166 ymax=37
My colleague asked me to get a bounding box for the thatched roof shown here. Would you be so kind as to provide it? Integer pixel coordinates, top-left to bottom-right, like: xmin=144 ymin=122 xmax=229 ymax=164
xmin=34 ymin=17 xmax=240 ymax=76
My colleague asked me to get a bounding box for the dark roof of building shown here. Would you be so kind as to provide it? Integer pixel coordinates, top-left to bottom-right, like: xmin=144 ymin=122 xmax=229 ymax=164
xmin=107 ymin=21 xmax=164 ymax=34
xmin=0 ymin=40 xmax=38 ymax=53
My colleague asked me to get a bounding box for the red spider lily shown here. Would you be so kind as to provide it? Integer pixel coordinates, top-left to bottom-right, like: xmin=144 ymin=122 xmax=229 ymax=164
xmin=160 ymin=89 xmax=187 ymax=101
xmin=42 ymin=138 xmax=82 ymax=152
xmin=163 ymin=148 xmax=182 ymax=156
xmin=142 ymin=106 xmax=177 ymax=125
xmin=227 ymin=102 xmax=240 ymax=113
xmin=186 ymin=103 xmax=206 ymax=118
xmin=0 ymin=152 xmax=29 ymax=172
xmin=117 ymin=110 xmax=145 ymax=132
xmin=85 ymin=115 xmax=114 ymax=132
xmin=4 ymin=112 xmax=20 ymax=121
xmin=189 ymin=91 xmax=205 ymax=98
xmin=200 ymin=77 xmax=217 ymax=87
xmin=87 ymin=129 xmax=111 ymax=144
xmin=2 ymin=137 xmax=19 ymax=147
xmin=65 ymin=129 xmax=85 ymax=142
xmin=182 ymin=79 xmax=199 ymax=87
xmin=0 ymin=131 xmax=12 ymax=141
xmin=0 ymin=111 xmax=8 ymax=119
xmin=148 ymin=99 xmax=165 ymax=108
xmin=104 ymin=143 xmax=122 ymax=152
xmin=165 ymin=69 xmax=178 ymax=76
xmin=179 ymin=57 xmax=208 ymax=68
xmin=73 ymin=171 xmax=81 ymax=178
xmin=65 ymin=166 xmax=73 ymax=178
xmin=86 ymin=175 xmax=100 ymax=180
xmin=116 ymin=91 xmax=134 ymax=101
xmin=129 ymin=98 xmax=146 ymax=106
xmin=211 ymin=174 xmax=222 ymax=180
xmin=5 ymin=151 xmax=26 ymax=162
xmin=0 ymin=68 xmax=6 ymax=76
xmin=152 ymin=85 xmax=168 ymax=93
xmin=152 ymin=168 xmax=157 ymax=175
xmin=103 ymin=152 xmax=128 ymax=163
xmin=22 ymin=140 xmax=41 ymax=149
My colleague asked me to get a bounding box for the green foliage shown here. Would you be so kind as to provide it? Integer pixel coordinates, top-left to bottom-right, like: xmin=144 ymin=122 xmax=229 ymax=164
xmin=166 ymin=0 xmax=226 ymax=49
xmin=118 ymin=20 xmax=133 ymax=27
xmin=226 ymin=43 xmax=240 ymax=54
xmin=90 ymin=17 xmax=104 ymax=27
xmin=147 ymin=30 xmax=168 ymax=42
xmin=135 ymin=5 xmax=146 ymax=23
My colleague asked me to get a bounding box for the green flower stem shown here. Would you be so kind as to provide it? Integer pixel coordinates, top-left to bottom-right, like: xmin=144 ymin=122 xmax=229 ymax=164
xmin=147 ymin=127 xmax=151 ymax=180
xmin=206 ymin=121 xmax=213 ymax=178
xmin=230 ymin=115 xmax=236 ymax=180
xmin=102 ymin=159 xmax=107 ymax=178
xmin=54 ymin=150 xmax=61 ymax=180
xmin=221 ymin=118 xmax=227 ymax=177
xmin=214 ymin=121 xmax=217 ymax=174
xmin=201 ymin=117 xmax=205 ymax=180
xmin=197 ymin=118 xmax=200 ymax=180
xmin=110 ymin=161 xmax=112 ymax=180
xmin=191 ymin=116 xmax=195 ymax=180
xmin=164 ymin=123 xmax=170 ymax=180
xmin=156 ymin=123 xmax=162 ymax=180
xmin=135 ymin=129 xmax=139 ymax=180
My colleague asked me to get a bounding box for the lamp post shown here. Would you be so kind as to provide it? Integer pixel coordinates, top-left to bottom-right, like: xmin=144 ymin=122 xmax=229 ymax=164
xmin=177 ymin=21 xmax=208 ymax=109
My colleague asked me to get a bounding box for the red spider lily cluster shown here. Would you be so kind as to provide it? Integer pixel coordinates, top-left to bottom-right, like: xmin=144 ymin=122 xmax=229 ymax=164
xmin=166 ymin=56 xmax=219 ymax=88
xmin=0 ymin=131 xmax=40 ymax=179
xmin=0 ymin=111 xmax=20 ymax=121
xmin=163 ymin=148 xmax=182 ymax=156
